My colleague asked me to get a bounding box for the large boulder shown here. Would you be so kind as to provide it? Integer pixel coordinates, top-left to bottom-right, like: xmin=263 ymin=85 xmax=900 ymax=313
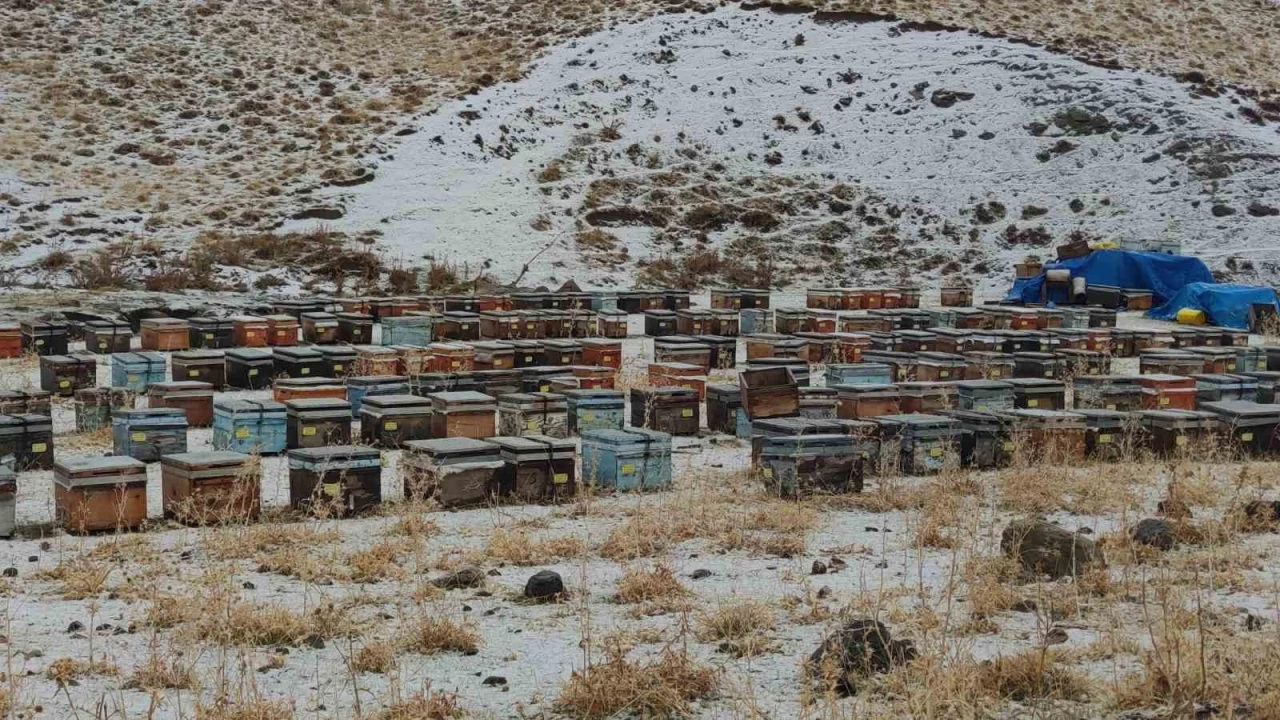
xmin=1131 ymin=518 xmax=1176 ymax=551
xmin=807 ymin=618 xmax=915 ymax=696
xmin=1001 ymin=518 xmax=1104 ymax=579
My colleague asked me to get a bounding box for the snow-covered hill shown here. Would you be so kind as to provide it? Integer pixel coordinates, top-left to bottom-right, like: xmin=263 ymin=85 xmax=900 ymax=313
xmin=294 ymin=6 xmax=1280 ymax=294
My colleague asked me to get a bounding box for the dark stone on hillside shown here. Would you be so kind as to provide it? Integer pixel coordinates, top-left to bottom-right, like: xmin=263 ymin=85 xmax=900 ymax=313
xmin=979 ymin=131 xmax=996 ymax=140
xmin=930 ymin=89 xmax=974 ymax=108
xmin=66 ymin=621 xmax=84 ymax=633
xmin=434 ymin=566 xmax=485 ymax=590
xmin=1022 ymin=205 xmax=1048 ymax=219
xmin=807 ymin=619 xmax=916 ymax=696
xmin=1211 ymin=204 xmax=1237 ymax=217
xmin=329 ymin=169 xmax=375 ymax=187
xmin=1053 ymin=107 xmax=1112 ymax=135
xmin=1131 ymin=518 xmax=1176 ymax=551
xmin=304 ymin=634 xmax=325 ymax=649
xmin=524 ymin=570 xmax=565 ymax=600
xmin=1 ymin=568 xmax=15 ymax=578
xmin=1001 ymin=518 xmax=1104 ymax=579
xmin=1243 ymin=500 xmax=1280 ymax=528
xmin=689 ymin=568 xmax=712 ymax=579
xmin=1247 ymin=202 xmax=1280 ymax=217
xmin=811 ymin=560 xmax=828 ymax=575
xmin=828 ymin=199 xmax=852 ymax=214
xmin=291 ymin=206 xmax=344 ymax=221
xmin=483 ymin=675 xmax=508 ymax=687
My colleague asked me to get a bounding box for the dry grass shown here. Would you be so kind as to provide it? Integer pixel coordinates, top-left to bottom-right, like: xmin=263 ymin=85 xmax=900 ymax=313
xmin=189 ymin=601 xmax=351 ymax=647
xmin=125 ymin=654 xmax=195 ymax=690
xmin=347 ymin=539 xmax=415 ymax=584
xmin=403 ymin=615 xmax=481 ymax=656
xmin=484 ymin=528 xmax=586 ymax=566
xmin=45 ymin=657 xmax=119 ymax=685
xmin=34 ymin=557 xmax=113 ymax=600
xmin=205 ymin=523 xmax=341 ymax=561
xmin=198 ymin=699 xmax=294 ymax=720
xmin=353 ymin=639 xmax=400 ymax=674
xmin=373 ymin=691 xmax=464 ymax=720
xmin=698 ymin=601 xmax=777 ymax=657
xmin=557 ymin=641 xmax=718 ymax=718
xmin=598 ymin=492 xmax=818 ymax=560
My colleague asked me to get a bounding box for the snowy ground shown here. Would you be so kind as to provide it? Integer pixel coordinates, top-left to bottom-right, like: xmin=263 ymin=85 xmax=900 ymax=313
xmin=293 ymin=8 xmax=1280 ymax=294
xmin=1 ymin=298 xmax=1278 ymax=719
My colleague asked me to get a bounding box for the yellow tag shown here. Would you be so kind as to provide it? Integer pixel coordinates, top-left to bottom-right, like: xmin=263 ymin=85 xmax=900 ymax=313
xmin=235 ymin=427 xmax=250 ymax=439
xmin=59 ymin=379 xmax=70 ymax=388
xmin=1027 ymin=399 xmax=1039 ymax=407
xmin=540 ymin=385 xmax=550 ymax=392
xmin=323 ymin=482 xmax=341 ymax=497
xmin=1160 ymin=397 xmax=1169 ymax=405
xmin=205 ymin=333 xmax=214 ymax=340
xmin=128 ymin=374 xmax=139 ymax=382
xmin=1002 ymin=441 xmax=1015 ymax=451
xmin=930 ymin=447 xmax=944 ymax=457
xmin=461 ymin=324 xmax=470 ymax=330
xmin=302 ymin=426 xmax=317 ymax=436
xmin=620 ymin=463 xmax=636 ymax=474
xmin=247 ymin=331 xmax=256 ymax=337
xmin=1098 ymin=434 xmax=1113 ymax=444
xmin=189 ymin=369 xmax=200 ymax=377
xmin=693 ymin=323 xmax=702 ymax=331
xmin=1044 ymin=371 xmax=1053 ymax=378
xmin=35 ymin=339 xmax=44 ymax=346
xmin=510 ymin=321 xmax=520 ymax=327
xmin=277 ymin=330 xmax=287 ymax=336
xmin=333 ymin=364 xmax=344 ymax=372
xmin=451 ymin=360 xmax=461 ymax=368
xmin=527 ymin=420 xmax=538 ymax=430
xmin=1106 ymin=404 xmax=1116 ymax=410
xmin=525 ymin=356 xmax=533 ymax=363
xmin=562 ymin=358 xmax=571 ymax=363
xmin=1242 ymin=432 xmax=1254 ymax=442
xmin=761 ymin=467 xmax=774 ymax=478
xmin=131 ymin=432 xmax=146 ymax=441
xmin=98 ymin=342 xmax=108 ymax=349
xmin=583 ymin=412 xmax=596 ymax=421
xmin=248 ymin=369 xmax=258 ymax=377
xmin=1176 ymin=435 xmax=1188 ymax=446
xmin=1228 ymin=363 xmax=1236 ymax=371
xmin=553 ymin=473 xmax=569 ymax=484
xmin=681 ymin=409 xmax=693 ymax=417
xmin=527 ymin=323 xmax=535 ymax=329
xmin=940 ymin=370 xmax=950 ymax=378
xmin=385 ymin=421 xmax=398 ymax=431
xmin=31 ymin=443 xmax=47 ymax=453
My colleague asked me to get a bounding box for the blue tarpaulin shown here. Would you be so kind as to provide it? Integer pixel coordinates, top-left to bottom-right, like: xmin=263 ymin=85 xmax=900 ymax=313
xmin=1005 ymin=250 xmax=1214 ymax=306
xmin=1147 ymin=282 xmax=1278 ymax=329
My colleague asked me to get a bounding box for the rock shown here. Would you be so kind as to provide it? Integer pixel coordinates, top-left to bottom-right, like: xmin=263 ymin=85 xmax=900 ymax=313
xmin=689 ymin=569 xmax=713 ymax=579
xmin=1246 ymin=613 xmax=1265 ymax=632
xmin=291 ymin=206 xmax=345 ymax=221
xmin=1131 ymin=518 xmax=1177 ymax=551
xmin=65 ymin=621 xmax=84 ymax=633
xmin=482 ymin=675 xmax=508 ymax=687
xmin=242 ymin=581 xmax=256 ymax=590
xmin=1212 ymin=204 xmax=1237 ymax=217
xmin=807 ymin=618 xmax=916 ymax=695
xmin=816 ymin=585 xmax=832 ymax=599
xmin=29 ymin=556 xmax=38 ymax=562
xmin=433 ymin=566 xmax=485 ymax=590
xmin=1247 ymin=202 xmax=1280 ymax=217
xmin=811 ymin=560 xmax=828 ymax=575
xmin=1001 ymin=518 xmax=1104 ymax=579
xmin=40 ymin=542 xmax=51 ymax=551
xmin=764 ymin=151 xmax=783 ymax=166
xmin=930 ymin=89 xmax=974 ymax=108
xmin=2 ymin=568 xmax=16 ymax=578
xmin=828 ymin=557 xmax=847 ymax=571
xmin=304 ymin=634 xmax=325 ymax=650
xmin=524 ymin=570 xmax=565 ymax=600
xmin=1043 ymin=626 xmax=1069 ymax=646
xmin=1243 ymin=500 xmax=1280 ymax=528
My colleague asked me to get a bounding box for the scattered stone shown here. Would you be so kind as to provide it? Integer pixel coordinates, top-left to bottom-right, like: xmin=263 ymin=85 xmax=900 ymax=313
xmin=1247 ymin=202 xmax=1279 ymax=217
xmin=1022 ymin=205 xmax=1048 ymax=219
xmin=524 ymin=570 xmax=564 ymax=600
xmin=304 ymin=634 xmax=325 ymax=650
xmin=1052 ymin=107 xmax=1112 ymax=135
xmin=483 ymin=676 xmax=508 ymax=687
xmin=1211 ymin=204 xmax=1237 ymax=217
xmin=29 ymin=556 xmax=38 ymax=562
xmin=242 ymin=581 xmax=256 ymax=590
xmin=979 ymin=130 xmax=996 ymax=140
xmin=1001 ymin=518 xmax=1104 ymax=579
xmin=764 ymin=151 xmax=783 ymax=165
xmin=2 ymin=568 xmax=16 ymax=578
xmin=829 ymin=557 xmax=847 ymax=571
xmin=807 ymin=619 xmax=916 ymax=696
xmin=1243 ymin=500 xmax=1280 ymax=528
xmin=1043 ymin=626 xmax=1070 ymax=646
xmin=930 ymin=89 xmax=974 ymax=108
xmin=811 ymin=560 xmax=828 ymax=575
xmin=689 ymin=568 xmax=713 ymax=579
xmin=1131 ymin=518 xmax=1177 ymax=551
xmin=487 ymin=569 xmax=502 ymax=576
xmin=433 ymin=566 xmax=485 ymax=590
xmin=291 ymin=206 xmax=345 ymax=221
xmin=40 ymin=542 xmax=51 ymax=551
xmin=1246 ymin=613 xmax=1265 ymax=631
xmin=65 ymin=621 xmax=84 ymax=634
xmin=817 ymin=586 xmax=832 ymax=599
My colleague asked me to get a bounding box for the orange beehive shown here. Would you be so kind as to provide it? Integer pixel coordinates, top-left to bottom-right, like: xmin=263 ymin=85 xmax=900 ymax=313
xmin=572 ymin=365 xmax=617 ymax=390
xmin=648 ymin=362 xmax=707 ymax=400
xmin=428 ymin=342 xmax=476 ymax=373
xmin=580 ymin=338 xmax=622 ymax=369
xmin=231 ymin=316 xmax=270 ymax=348
xmin=356 ymin=346 xmax=401 ymax=376
xmin=265 ymin=315 xmax=300 ymax=347
xmin=0 ymin=323 xmax=22 ymax=359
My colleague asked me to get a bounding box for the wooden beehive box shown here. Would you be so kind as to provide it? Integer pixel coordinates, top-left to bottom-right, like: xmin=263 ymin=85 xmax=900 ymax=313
xmin=140 ymin=318 xmax=191 ymax=351
xmin=356 ymin=345 xmax=401 ymax=376
xmin=265 ymin=315 xmax=300 ymax=347
xmin=286 ymin=398 xmax=353 ymax=449
xmin=287 ymin=445 xmax=382 ymax=516
xmin=148 ymin=381 xmax=215 ymax=427
xmin=230 ymin=316 xmax=269 ymax=348
xmin=427 ymin=342 xmax=476 ymax=373
xmin=739 ymin=366 xmax=799 ymax=420
xmin=54 ymin=456 xmax=148 ymax=533
xmin=160 ymin=451 xmax=258 ymax=524
xmin=429 ymin=391 xmax=497 ymax=439
xmin=171 ymin=350 xmax=226 ymax=387
xmin=359 ymin=394 xmax=434 ymax=447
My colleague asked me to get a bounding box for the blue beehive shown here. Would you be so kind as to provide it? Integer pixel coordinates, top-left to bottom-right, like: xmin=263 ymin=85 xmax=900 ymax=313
xmin=740 ymin=308 xmax=774 ymax=335
xmin=562 ymin=389 xmax=625 ymax=435
xmin=112 ymin=352 xmax=167 ymax=392
xmin=381 ymin=315 xmax=433 ymax=347
xmin=825 ymin=363 xmax=893 ymax=387
xmin=346 ymin=375 xmax=410 ymax=416
xmin=580 ymin=428 xmax=672 ymax=492
xmin=112 ymin=408 xmax=188 ymax=462
xmin=213 ymin=399 xmax=287 ymax=455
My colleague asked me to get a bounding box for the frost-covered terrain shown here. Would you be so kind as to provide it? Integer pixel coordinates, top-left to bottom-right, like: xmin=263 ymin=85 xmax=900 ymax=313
xmin=298 ymin=8 xmax=1280 ymax=293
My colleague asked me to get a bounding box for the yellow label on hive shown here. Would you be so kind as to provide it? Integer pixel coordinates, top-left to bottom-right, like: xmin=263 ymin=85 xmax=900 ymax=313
xmin=189 ymin=369 xmax=200 ymax=377
xmin=248 ymin=369 xmax=258 ymax=377
xmin=525 ymin=356 xmax=533 ymax=363
xmin=235 ymin=427 xmax=250 ymax=439
xmin=620 ymin=463 xmax=636 ymax=474
xmin=582 ymin=412 xmax=596 ymax=421
xmin=1242 ymin=432 xmax=1254 ymax=442
xmin=1106 ymin=404 xmax=1116 ymax=410
xmin=460 ymin=324 xmax=470 ymax=330
xmin=35 ymin=339 xmax=44 ymax=346
xmin=323 ymin=482 xmax=341 ymax=497
xmin=128 ymin=374 xmax=139 ymax=382
xmin=1160 ymin=396 xmax=1169 ymax=405
xmin=452 ymin=361 xmax=461 ymax=367
xmin=277 ymin=330 xmax=287 ymax=336
xmin=31 ymin=443 xmax=46 ymax=453
xmin=1228 ymin=363 xmax=1236 ymax=371
xmin=385 ymin=421 xmax=399 ymax=431
xmin=540 ymin=385 xmax=550 ymax=392
xmin=300 ymin=367 xmax=311 ymax=375
xmin=131 ymin=432 xmax=146 ymax=441
xmin=246 ymin=331 xmax=256 ymax=337
xmin=59 ymin=379 xmax=70 ymax=388
xmin=333 ymin=364 xmax=344 ymax=372
xmin=1002 ymin=441 xmax=1015 ymax=451
xmin=205 ymin=333 xmax=215 ymax=340
xmin=527 ymin=420 xmax=538 ymax=430
xmin=1098 ymin=434 xmax=1113 ymax=444
xmin=761 ymin=467 xmax=773 ymax=478
xmin=929 ymin=447 xmax=943 ymax=457
xmin=562 ymin=358 xmax=570 ymax=363
xmin=681 ymin=409 xmax=693 ymax=417
xmin=302 ymin=426 xmax=317 ymax=436
xmin=940 ymin=370 xmax=950 ymax=378
xmin=1027 ymin=399 xmax=1039 ymax=407
xmin=1176 ymin=435 xmax=1188 ymax=446
xmin=527 ymin=323 xmax=535 ymax=329
xmin=553 ymin=473 xmax=569 ymax=484
xmin=99 ymin=342 xmax=108 ymax=349
xmin=1044 ymin=371 xmax=1053 ymax=377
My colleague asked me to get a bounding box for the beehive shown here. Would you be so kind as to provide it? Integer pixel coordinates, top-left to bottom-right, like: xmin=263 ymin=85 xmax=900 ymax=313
xmin=286 ymin=398 xmax=353 ymax=449
xmin=148 ymin=381 xmax=215 ymax=427
xmin=287 ymin=446 xmax=382 ymax=516
xmin=161 ymin=451 xmax=258 ymax=524
xmin=54 ymin=456 xmax=148 ymax=533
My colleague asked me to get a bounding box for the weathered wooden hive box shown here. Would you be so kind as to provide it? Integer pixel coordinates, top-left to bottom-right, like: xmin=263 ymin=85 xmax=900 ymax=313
xmin=54 ymin=456 xmax=148 ymax=533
